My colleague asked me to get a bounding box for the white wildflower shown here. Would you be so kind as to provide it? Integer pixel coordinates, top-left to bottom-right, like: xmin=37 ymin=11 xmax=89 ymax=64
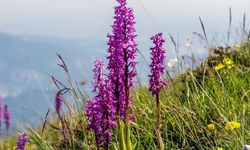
xmin=185 ymin=38 xmax=192 ymax=48
xmin=166 ymin=57 xmax=178 ymax=68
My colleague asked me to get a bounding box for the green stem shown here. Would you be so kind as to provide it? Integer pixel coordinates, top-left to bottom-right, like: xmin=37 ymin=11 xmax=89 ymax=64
xmin=123 ymin=45 xmax=132 ymax=150
xmin=125 ymin=120 xmax=132 ymax=150
xmin=156 ymin=129 xmax=165 ymax=150
xmin=125 ymin=84 xmax=132 ymax=150
xmin=156 ymin=93 xmax=165 ymax=150
xmin=118 ymin=119 xmax=126 ymax=150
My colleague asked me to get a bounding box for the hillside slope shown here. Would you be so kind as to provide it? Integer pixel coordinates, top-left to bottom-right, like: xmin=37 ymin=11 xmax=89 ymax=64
xmin=1 ymin=40 xmax=250 ymax=150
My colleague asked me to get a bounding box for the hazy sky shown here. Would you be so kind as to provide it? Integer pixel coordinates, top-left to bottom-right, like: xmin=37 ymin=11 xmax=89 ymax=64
xmin=0 ymin=0 xmax=249 ymax=39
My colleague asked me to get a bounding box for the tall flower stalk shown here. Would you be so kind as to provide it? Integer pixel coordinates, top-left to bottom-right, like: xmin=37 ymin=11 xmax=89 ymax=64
xmin=4 ymin=104 xmax=10 ymax=131
xmin=107 ymin=0 xmax=137 ymax=149
xmin=85 ymin=59 xmax=116 ymax=149
xmin=0 ymin=95 xmax=2 ymax=127
xmin=55 ymin=91 xmax=63 ymax=115
xmin=54 ymin=91 xmax=69 ymax=141
xmin=149 ymin=33 xmax=167 ymax=150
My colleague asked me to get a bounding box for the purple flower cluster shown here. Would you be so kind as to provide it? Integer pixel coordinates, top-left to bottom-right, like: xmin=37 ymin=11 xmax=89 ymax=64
xmin=16 ymin=133 xmax=29 ymax=150
xmin=0 ymin=95 xmax=11 ymax=130
xmin=86 ymin=0 xmax=138 ymax=147
xmin=55 ymin=91 xmax=63 ymax=114
xmin=92 ymin=59 xmax=106 ymax=93
xmin=4 ymin=104 xmax=10 ymax=130
xmin=149 ymin=33 xmax=167 ymax=95
xmin=85 ymin=59 xmax=116 ymax=148
xmin=117 ymin=0 xmax=126 ymax=5
xmin=107 ymin=0 xmax=137 ymax=119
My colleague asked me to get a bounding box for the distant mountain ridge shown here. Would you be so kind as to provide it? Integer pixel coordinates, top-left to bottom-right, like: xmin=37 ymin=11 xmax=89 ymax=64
xmin=0 ymin=32 xmax=105 ymax=132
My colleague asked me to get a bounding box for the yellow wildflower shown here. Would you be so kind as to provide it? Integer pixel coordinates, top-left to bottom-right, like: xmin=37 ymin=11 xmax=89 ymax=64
xmin=214 ymin=63 xmax=225 ymax=71
xmin=207 ymin=123 xmax=215 ymax=131
xmin=225 ymin=121 xmax=240 ymax=131
xmin=216 ymin=147 xmax=223 ymax=150
xmin=232 ymin=43 xmax=241 ymax=51
xmin=223 ymin=58 xmax=234 ymax=65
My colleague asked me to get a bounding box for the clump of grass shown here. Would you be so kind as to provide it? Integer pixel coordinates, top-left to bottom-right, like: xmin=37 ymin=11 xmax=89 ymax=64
xmin=130 ymin=40 xmax=250 ymax=149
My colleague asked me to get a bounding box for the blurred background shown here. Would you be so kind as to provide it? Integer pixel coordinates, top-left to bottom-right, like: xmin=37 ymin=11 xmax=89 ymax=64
xmin=0 ymin=0 xmax=249 ymax=134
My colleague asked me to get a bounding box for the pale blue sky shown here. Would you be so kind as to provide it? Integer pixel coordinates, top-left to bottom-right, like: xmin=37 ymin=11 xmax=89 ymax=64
xmin=0 ymin=0 xmax=249 ymax=39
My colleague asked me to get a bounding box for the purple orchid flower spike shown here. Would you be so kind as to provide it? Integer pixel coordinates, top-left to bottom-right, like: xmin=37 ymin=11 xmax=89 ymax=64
xmin=86 ymin=59 xmax=116 ymax=148
xmin=148 ymin=33 xmax=167 ymax=150
xmin=106 ymin=0 xmax=138 ymax=149
xmin=16 ymin=132 xmax=29 ymax=150
xmin=4 ymin=104 xmax=10 ymax=131
xmin=0 ymin=95 xmax=2 ymax=127
xmin=55 ymin=91 xmax=63 ymax=114
xmin=149 ymin=33 xmax=167 ymax=95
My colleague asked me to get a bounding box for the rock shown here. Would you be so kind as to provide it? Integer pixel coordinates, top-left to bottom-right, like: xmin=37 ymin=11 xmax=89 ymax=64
xmin=242 ymin=145 xmax=250 ymax=150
